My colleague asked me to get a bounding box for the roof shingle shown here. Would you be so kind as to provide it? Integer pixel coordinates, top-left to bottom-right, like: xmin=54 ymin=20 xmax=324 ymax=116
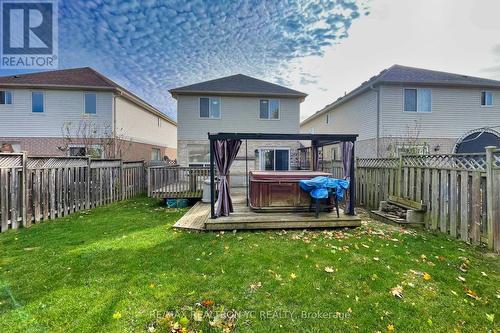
xmin=169 ymin=74 xmax=307 ymax=98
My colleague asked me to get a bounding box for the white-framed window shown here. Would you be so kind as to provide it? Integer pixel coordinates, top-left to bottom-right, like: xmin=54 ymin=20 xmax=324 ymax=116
xmin=404 ymin=88 xmax=431 ymax=112
xmin=199 ymin=97 xmax=221 ymax=119
xmin=481 ymin=91 xmax=493 ymax=107
xmin=0 ymin=91 xmax=12 ymax=104
xmin=84 ymin=92 xmax=97 ymax=114
xmin=151 ymin=148 xmax=161 ymax=161
xmin=259 ymin=99 xmax=280 ymax=119
xmin=31 ymin=91 xmax=45 ymax=113
xmin=259 ymin=148 xmax=290 ymax=171
xmin=326 ymin=113 xmax=329 ymax=124
xmin=188 ymin=144 xmax=210 ymax=166
xmin=68 ymin=145 xmax=103 ymax=158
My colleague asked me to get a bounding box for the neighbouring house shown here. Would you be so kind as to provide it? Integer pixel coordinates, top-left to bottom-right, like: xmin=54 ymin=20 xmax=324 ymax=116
xmin=300 ymin=65 xmax=500 ymax=158
xmin=170 ymin=74 xmax=307 ymax=186
xmin=0 ymin=67 xmax=177 ymax=161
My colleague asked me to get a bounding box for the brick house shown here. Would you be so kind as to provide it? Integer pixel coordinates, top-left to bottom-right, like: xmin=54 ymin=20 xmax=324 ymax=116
xmin=0 ymin=67 xmax=177 ymax=161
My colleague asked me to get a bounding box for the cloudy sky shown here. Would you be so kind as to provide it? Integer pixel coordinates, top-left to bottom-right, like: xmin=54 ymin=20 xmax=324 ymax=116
xmin=2 ymin=0 xmax=500 ymax=121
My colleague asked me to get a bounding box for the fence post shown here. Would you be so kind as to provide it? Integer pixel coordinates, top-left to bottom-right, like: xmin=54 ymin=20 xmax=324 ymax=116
xmin=21 ymin=152 xmax=27 ymax=227
xmin=86 ymin=157 xmax=91 ymax=209
xmin=396 ymin=154 xmax=404 ymax=197
xmin=120 ymin=160 xmax=125 ymax=200
xmin=485 ymin=146 xmax=496 ymax=250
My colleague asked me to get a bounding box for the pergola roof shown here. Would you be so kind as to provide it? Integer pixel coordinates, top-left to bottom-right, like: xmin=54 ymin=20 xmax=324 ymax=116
xmin=208 ymin=132 xmax=358 ymax=147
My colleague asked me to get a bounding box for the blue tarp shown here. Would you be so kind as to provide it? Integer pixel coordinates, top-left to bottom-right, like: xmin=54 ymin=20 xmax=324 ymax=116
xmin=299 ymin=176 xmax=349 ymax=200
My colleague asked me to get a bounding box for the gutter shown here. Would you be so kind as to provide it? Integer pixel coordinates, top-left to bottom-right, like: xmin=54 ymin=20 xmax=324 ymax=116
xmin=370 ymin=84 xmax=381 ymax=157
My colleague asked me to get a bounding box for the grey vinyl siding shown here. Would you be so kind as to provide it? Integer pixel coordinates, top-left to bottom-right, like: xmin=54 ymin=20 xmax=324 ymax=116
xmin=0 ymin=88 xmax=113 ymax=137
xmin=300 ymin=90 xmax=378 ymax=141
xmin=380 ymin=85 xmax=500 ymax=138
xmin=177 ymin=95 xmax=301 ymax=140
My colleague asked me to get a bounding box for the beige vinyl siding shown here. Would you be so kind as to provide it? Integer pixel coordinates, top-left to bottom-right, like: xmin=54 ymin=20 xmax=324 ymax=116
xmin=177 ymin=95 xmax=301 ymax=140
xmin=380 ymin=85 xmax=500 ymax=138
xmin=115 ymin=96 xmax=176 ymax=148
xmin=0 ymin=89 xmax=112 ymax=137
xmin=300 ymin=90 xmax=378 ymax=141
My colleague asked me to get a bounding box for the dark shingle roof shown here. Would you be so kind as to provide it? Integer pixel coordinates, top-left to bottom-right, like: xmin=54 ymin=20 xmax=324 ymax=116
xmin=169 ymin=74 xmax=307 ymax=98
xmin=378 ymin=65 xmax=500 ymax=87
xmin=301 ymin=64 xmax=500 ymax=125
xmin=0 ymin=67 xmax=117 ymax=89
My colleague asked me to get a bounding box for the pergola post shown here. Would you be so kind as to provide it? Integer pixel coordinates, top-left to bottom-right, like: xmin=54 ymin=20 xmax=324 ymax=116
xmin=348 ymin=141 xmax=356 ymax=215
xmin=209 ymin=137 xmax=215 ymax=219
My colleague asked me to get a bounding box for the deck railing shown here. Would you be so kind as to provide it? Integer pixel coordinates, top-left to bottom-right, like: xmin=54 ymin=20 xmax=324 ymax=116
xmin=147 ymin=166 xmax=210 ymax=198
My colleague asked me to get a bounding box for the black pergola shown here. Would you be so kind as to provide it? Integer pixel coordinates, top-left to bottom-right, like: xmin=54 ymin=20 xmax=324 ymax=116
xmin=208 ymin=132 xmax=358 ymax=219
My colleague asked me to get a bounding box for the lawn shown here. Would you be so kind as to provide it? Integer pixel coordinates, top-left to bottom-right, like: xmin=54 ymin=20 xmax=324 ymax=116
xmin=0 ymin=197 xmax=498 ymax=333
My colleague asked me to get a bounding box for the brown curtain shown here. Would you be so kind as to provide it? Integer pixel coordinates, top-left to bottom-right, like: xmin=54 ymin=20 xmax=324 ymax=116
xmin=213 ymin=139 xmax=242 ymax=216
xmin=311 ymin=145 xmax=319 ymax=171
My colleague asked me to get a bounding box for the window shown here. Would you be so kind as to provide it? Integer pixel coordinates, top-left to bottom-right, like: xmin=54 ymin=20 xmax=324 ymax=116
xmin=404 ymin=88 xmax=431 ymax=112
xmin=259 ymin=148 xmax=289 ymax=171
xmin=188 ymin=144 xmax=210 ymax=166
xmin=0 ymin=91 xmax=12 ymax=104
xmin=481 ymin=91 xmax=493 ymax=106
xmin=68 ymin=145 xmax=103 ymax=158
xmin=151 ymin=148 xmax=161 ymax=161
xmin=259 ymin=99 xmax=279 ymax=119
xmin=200 ymin=97 xmax=220 ymax=118
xmin=326 ymin=113 xmax=329 ymax=124
xmin=84 ymin=93 xmax=97 ymax=114
xmin=32 ymin=92 xmax=44 ymax=113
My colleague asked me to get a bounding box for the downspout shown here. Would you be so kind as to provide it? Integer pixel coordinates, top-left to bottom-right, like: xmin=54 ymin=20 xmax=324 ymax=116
xmin=370 ymin=84 xmax=381 ymax=157
xmin=112 ymin=91 xmax=120 ymax=158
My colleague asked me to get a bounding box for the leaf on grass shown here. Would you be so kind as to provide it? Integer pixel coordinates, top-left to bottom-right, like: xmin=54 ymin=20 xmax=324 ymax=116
xmin=387 ymin=323 xmax=395 ymax=332
xmin=290 ymin=273 xmax=297 ymax=279
xmin=373 ymin=257 xmax=380 ymax=261
xmin=112 ymin=312 xmax=122 ymax=319
xmin=249 ymin=282 xmax=262 ymax=290
xmin=423 ymin=272 xmax=431 ymax=281
xmin=390 ymin=285 xmax=403 ymax=299
xmin=324 ymin=266 xmax=335 ymax=273
xmin=464 ymin=288 xmax=480 ymax=300
xmin=486 ymin=313 xmax=495 ymax=323
xmin=457 ymin=276 xmax=466 ymax=282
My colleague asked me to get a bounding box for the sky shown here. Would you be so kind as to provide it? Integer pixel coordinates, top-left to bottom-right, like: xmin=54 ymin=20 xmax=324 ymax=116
xmin=2 ymin=0 xmax=500 ymax=121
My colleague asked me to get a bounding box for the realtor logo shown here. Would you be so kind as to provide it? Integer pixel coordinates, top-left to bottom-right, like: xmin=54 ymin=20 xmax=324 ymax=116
xmin=1 ymin=0 xmax=58 ymax=69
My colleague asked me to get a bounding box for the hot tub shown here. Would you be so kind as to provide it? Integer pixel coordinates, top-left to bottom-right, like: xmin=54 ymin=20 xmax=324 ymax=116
xmin=249 ymin=170 xmax=333 ymax=211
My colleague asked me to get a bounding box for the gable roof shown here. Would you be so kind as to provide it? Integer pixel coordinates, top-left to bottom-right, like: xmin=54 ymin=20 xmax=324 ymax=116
xmin=0 ymin=67 xmax=176 ymax=125
xmin=301 ymin=64 xmax=500 ymax=125
xmin=169 ymin=74 xmax=307 ymax=99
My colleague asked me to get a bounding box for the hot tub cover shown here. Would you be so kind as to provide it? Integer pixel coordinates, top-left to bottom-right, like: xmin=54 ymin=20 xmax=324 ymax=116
xmin=299 ymin=176 xmax=349 ymax=200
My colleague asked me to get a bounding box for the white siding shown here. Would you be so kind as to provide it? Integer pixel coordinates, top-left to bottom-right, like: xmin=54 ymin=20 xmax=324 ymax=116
xmin=300 ymin=90 xmax=378 ymax=141
xmin=380 ymin=85 xmax=500 ymax=138
xmin=177 ymin=95 xmax=301 ymax=140
xmin=0 ymin=88 xmax=112 ymax=137
xmin=115 ymin=96 xmax=177 ymax=148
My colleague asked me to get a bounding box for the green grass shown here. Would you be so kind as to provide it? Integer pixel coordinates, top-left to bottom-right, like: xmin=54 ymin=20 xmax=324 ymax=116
xmin=0 ymin=196 xmax=498 ymax=333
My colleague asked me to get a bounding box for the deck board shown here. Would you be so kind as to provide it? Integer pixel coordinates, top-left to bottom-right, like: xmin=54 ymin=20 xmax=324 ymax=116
xmin=173 ymin=201 xmax=208 ymax=230
xmin=173 ymin=192 xmax=361 ymax=231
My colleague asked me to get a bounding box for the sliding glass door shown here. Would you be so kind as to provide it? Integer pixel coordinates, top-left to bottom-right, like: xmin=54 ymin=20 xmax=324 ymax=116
xmin=260 ymin=149 xmax=290 ymax=171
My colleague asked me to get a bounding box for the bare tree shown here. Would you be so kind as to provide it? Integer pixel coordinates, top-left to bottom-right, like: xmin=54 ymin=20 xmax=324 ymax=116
xmin=58 ymin=118 xmax=132 ymax=158
xmin=385 ymin=120 xmax=429 ymax=157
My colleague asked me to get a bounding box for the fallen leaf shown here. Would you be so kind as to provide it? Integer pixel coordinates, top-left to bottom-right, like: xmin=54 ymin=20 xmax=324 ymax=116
xmin=486 ymin=313 xmax=494 ymax=323
xmin=457 ymin=276 xmax=466 ymax=282
xmin=387 ymin=323 xmax=395 ymax=332
xmin=113 ymin=312 xmax=122 ymax=319
xmin=423 ymin=272 xmax=431 ymax=281
xmin=390 ymin=285 xmax=404 ymax=299
xmin=249 ymin=282 xmax=262 ymax=290
xmin=464 ymin=288 xmax=479 ymax=300
xmin=324 ymin=266 xmax=335 ymax=273
xmin=290 ymin=273 xmax=297 ymax=279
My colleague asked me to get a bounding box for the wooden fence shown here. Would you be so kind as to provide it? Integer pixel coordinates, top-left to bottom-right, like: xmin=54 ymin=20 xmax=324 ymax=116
xmin=147 ymin=166 xmax=210 ymax=198
xmin=0 ymin=153 xmax=146 ymax=232
xmin=334 ymin=147 xmax=500 ymax=252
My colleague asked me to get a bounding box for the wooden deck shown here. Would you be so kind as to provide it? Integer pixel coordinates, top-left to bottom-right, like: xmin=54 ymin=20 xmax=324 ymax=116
xmin=173 ymin=192 xmax=361 ymax=231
